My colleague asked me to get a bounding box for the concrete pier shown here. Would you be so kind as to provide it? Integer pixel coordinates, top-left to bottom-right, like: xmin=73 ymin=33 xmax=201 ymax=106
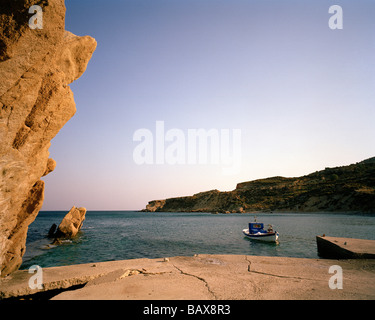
xmin=316 ymin=236 xmax=375 ymax=259
xmin=1 ymin=254 xmax=375 ymax=300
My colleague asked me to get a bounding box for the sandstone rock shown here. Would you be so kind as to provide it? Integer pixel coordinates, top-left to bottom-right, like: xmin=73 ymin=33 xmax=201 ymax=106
xmin=54 ymin=206 xmax=86 ymax=239
xmin=43 ymin=158 xmax=56 ymax=176
xmin=0 ymin=0 xmax=96 ymax=276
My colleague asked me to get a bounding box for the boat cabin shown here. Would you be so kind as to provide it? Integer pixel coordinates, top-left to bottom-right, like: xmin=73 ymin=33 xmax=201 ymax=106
xmin=249 ymin=223 xmax=266 ymax=234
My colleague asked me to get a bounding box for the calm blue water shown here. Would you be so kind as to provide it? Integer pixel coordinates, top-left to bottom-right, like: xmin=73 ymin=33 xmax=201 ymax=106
xmin=21 ymin=211 xmax=375 ymax=270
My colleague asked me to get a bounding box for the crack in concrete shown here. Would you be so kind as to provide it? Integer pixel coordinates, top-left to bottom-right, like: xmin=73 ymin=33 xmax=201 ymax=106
xmin=243 ymin=256 xmax=262 ymax=295
xmin=244 ymin=255 xmax=320 ymax=282
xmin=245 ymin=255 xmax=251 ymax=272
xmin=171 ymin=263 xmax=217 ymax=299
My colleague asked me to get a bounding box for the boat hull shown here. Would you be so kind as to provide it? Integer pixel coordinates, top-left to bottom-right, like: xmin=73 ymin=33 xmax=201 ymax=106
xmin=242 ymin=229 xmax=279 ymax=242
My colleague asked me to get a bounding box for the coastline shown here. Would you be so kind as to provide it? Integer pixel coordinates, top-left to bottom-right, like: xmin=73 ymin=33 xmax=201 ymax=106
xmin=143 ymin=158 xmax=375 ymax=214
xmin=140 ymin=209 xmax=375 ymax=215
xmin=1 ymin=254 xmax=375 ymax=300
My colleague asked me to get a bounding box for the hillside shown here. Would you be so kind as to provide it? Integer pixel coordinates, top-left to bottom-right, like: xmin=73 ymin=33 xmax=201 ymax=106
xmin=143 ymin=157 xmax=375 ymax=213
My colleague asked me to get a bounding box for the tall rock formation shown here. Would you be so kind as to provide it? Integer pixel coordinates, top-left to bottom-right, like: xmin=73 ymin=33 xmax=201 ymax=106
xmin=0 ymin=0 xmax=96 ymax=276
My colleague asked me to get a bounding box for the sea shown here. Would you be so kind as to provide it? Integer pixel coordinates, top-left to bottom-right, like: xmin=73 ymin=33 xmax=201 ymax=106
xmin=20 ymin=211 xmax=375 ymax=270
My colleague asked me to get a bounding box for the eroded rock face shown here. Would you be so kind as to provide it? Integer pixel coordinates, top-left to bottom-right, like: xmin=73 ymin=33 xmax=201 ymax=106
xmin=0 ymin=0 xmax=96 ymax=276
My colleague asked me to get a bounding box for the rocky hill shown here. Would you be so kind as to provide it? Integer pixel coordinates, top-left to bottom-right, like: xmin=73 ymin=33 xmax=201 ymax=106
xmin=143 ymin=157 xmax=375 ymax=213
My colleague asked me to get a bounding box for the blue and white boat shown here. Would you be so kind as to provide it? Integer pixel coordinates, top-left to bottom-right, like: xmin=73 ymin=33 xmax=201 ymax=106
xmin=243 ymin=222 xmax=279 ymax=242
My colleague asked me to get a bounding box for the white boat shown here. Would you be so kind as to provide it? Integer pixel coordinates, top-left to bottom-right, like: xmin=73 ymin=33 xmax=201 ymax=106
xmin=243 ymin=222 xmax=279 ymax=242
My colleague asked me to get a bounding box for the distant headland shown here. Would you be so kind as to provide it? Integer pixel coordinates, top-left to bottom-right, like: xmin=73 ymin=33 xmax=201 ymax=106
xmin=143 ymin=157 xmax=375 ymax=213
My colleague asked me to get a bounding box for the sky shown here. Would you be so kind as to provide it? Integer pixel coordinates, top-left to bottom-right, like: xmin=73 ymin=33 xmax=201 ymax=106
xmin=42 ymin=0 xmax=375 ymax=210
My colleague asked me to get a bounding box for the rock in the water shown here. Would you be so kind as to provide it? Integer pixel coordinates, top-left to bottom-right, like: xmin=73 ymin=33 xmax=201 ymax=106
xmin=48 ymin=223 xmax=57 ymax=238
xmin=54 ymin=206 xmax=87 ymax=239
xmin=0 ymin=0 xmax=96 ymax=276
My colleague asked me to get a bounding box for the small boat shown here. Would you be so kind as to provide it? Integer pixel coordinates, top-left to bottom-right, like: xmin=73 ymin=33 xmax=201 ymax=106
xmin=243 ymin=221 xmax=279 ymax=242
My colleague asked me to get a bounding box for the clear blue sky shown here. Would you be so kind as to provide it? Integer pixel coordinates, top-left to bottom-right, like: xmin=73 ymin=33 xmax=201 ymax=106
xmin=42 ymin=0 xmax=375 ymax=210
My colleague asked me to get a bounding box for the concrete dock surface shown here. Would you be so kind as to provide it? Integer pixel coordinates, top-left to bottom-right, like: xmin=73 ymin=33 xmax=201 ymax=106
xmin=316 ymin=236 xmax=375 ymax=259
xmin=1 ymin=254 xmax=375 ymax=300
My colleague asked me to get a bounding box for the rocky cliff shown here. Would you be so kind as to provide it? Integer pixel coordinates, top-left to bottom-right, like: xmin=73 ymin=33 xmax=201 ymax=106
xmin=0 ymin=0 xmax=96 ymax=276
xmin=144 ymin=157 xmax=375 ymax=213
